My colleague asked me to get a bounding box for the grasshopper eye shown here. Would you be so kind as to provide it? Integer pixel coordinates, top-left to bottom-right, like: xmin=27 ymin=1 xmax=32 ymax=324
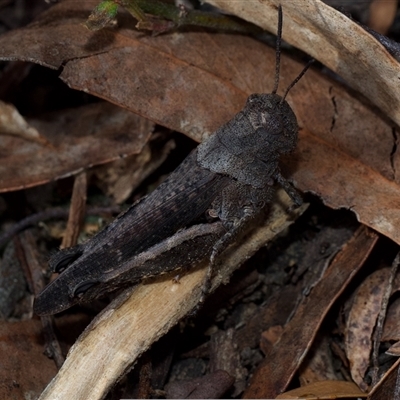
xmin=72 ymin=281 xmax=98 ymax=298
xmin=264 ymin=114 xmax=283 ymax=135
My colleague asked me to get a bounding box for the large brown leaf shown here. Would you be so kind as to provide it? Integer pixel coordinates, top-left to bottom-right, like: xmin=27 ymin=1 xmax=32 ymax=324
xmin=0 ymin=0 xmax=250 ymax=141
xmin=0 ymin=0 xmax=399 ymax=245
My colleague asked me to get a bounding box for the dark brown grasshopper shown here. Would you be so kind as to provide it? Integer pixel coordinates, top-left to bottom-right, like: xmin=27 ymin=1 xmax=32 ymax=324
xmin=34 ymin=5 xmax=311 ymax=316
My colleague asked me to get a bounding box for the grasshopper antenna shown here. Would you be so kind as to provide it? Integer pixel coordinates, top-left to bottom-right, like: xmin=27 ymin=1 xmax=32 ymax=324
xmin=271 ymin=5 xmax=314 ymax=104
xmin=281 ymin=58 xmax=314 ymax=104
xmin=271 ymin=4 xmax=283 ymax=95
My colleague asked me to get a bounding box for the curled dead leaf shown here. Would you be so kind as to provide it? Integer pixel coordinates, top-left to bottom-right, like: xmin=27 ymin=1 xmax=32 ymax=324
xmin=345 ymin=268 xmax=391 ymax=390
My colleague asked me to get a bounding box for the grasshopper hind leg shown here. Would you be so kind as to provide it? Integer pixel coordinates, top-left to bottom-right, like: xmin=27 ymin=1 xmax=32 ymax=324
xmin=198 ymin=182 xmax=274 ymax=305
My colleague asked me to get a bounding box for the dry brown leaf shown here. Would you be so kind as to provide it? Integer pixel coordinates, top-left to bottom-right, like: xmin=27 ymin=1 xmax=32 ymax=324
xmin=0 ymin=102 xmax=153 ymax=192
xmin=286 ymin=128 xmax=400 ymax=244
xmin=276 ymin=380 xmax=367 ymax=399
xmin=386 ymin=341 xmax=400 ymax=357
xmin=345 ymin=268 xmax=391 ymax=390
xmin=244 ymin=226 xmax=378 ymax=398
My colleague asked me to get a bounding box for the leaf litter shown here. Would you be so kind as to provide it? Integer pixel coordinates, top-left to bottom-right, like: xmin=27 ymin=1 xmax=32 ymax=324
xmin=0 ymin=0 xmax=400 ymax=399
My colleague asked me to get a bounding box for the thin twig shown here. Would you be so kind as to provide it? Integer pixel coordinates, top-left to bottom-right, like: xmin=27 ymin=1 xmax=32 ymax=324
xmin=395 ymin=360 xmax=400 ymax=399
xmin=15 ymin=231 xmax=65 ymax=368
xmin=61 ymin=172 xmax=87 ymax=249
xmin=0 ymin=206 xmax=122 ymax=248
xmin=137 ymin=352 xmax=152 ymax=399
